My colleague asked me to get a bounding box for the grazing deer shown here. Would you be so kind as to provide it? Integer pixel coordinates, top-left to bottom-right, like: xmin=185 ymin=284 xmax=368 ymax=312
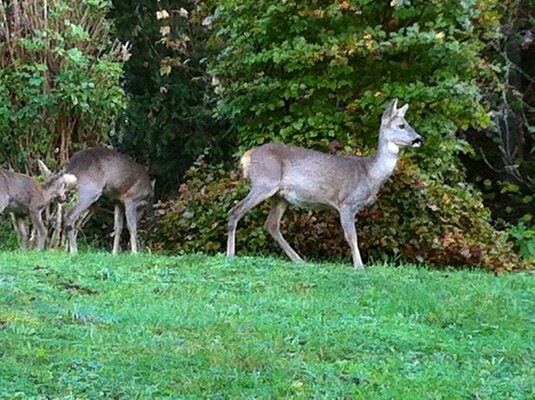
xmin=227 ymin=99 xmax=423 ymax=270
xmin=63 ymin=147 xmax=154 ymax=254
xmin=0 ymin=162 xmax=76 ymax=250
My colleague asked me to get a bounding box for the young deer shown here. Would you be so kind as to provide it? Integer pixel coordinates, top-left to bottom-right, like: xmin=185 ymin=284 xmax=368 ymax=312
xmin=0 ymin=162 xmax=76 ymax=250
xmin=227 ymin=99 xmax=423 ymax=270
xmin=63 ymin=147 xmax=154 ymax=254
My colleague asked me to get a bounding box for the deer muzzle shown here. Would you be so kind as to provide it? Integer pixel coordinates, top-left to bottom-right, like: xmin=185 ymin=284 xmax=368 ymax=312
xmin=411 ymin=136 xmax=424 ymax=148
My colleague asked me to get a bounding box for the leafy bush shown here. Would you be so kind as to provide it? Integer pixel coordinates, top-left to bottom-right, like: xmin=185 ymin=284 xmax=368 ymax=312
xmin=210 ymin=0 xmax=505 ymax=183
xmin=508 ymin=221 xmax=535 ymax=262
xmin=0 ymin=0 xmax=125 ymax=171
xmin=146 ymin=156 xmax=526 ymax=273
xmin=196 ymin=0 xmax=526 ymax=272
xmin=111 ymin=0 xmax=234 ymax=197
xmin=0 ymin=218 xmax=17 ymax=251
xmin=463 ymin=0 xmax=535 ymax=227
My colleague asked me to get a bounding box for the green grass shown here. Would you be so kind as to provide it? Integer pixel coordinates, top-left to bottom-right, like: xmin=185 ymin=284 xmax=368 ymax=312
xmin=0 ymin=251 xmax=533 ymax=399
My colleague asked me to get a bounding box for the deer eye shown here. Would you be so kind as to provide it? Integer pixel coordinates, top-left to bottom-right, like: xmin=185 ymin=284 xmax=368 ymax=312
xmin=398 ymin=124 xmax=406 ymax=130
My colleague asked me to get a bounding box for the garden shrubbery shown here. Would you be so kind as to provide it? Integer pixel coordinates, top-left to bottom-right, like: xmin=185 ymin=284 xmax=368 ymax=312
xmin=146 ymin=155 xmax=525 ymax=273
xmin=1 ymin=0 xmax=532 ymax=271
xmin=0 ymin=0 xmax=125 ymax=171
xmin=0 ymin=218 xmax=17 ymax=251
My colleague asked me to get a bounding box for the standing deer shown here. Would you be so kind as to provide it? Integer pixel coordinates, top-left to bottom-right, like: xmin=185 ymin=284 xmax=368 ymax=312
xmin=62 ymin=147 xmax=154 ymax=254
xmin=0 ymin=162 xmax=76 ymax=250
xmin=227 ymin=99 xmax=423 ymax=270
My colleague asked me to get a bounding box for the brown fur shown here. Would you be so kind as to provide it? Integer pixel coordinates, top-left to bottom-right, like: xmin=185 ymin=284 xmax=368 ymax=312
xmin=0 ymin=168 xmax=70 ymax=250
xmin=64 ymin=147 xmax=154 ymax=254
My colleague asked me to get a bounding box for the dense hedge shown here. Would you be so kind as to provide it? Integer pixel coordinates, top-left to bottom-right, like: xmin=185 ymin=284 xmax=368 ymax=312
xmin=210 ymin=0 xmax=505 ymax=183
xmin=0 ymin=0 xmax=125 ymax=170
xmin=145 ymin=156 xmax=525 ymax=273
xmin=111 ymin=0 xmax=234 ymax=198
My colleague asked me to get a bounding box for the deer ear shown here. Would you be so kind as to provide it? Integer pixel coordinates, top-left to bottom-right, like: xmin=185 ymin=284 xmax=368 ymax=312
xmin=382 ymin=99 xmax=397 ymax=122
xmin=37 ymin=159 xmax=53 ymax=180
xmin=396 ymin=103 xmax=409 ymax=118
xmin=391 ymin=98 xmax=399 ymax=113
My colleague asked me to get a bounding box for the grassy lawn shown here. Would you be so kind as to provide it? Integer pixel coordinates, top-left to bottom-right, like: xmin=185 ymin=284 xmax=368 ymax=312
xmin=0 ymin=251 xmax=533 ymax=399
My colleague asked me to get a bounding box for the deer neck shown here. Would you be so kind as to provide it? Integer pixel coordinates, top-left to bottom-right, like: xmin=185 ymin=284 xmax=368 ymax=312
xmin=41 ymin=181 xmax=58 ymax=203
xmin=369 ymin=134 xmax=399 ymax=185
xmin=41 ymin=185 xmax=52 ymax=202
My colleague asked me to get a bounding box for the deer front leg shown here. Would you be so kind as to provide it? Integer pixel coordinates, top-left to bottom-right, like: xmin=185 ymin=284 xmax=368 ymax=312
xmin=124 ymin=200 xmax=139 ymax=254
xmin=30 ymin=209 xmax=47 ymax=251
xmin=112 ymin=203 xmax=124 ymax=254
xmin=338 ymin=205 xmax=364 ymax=270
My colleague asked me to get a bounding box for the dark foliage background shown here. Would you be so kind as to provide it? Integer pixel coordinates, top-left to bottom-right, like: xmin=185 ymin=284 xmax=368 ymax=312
xmin=110 ymin=0 xmax=235 ymax=198
xmin=464 ymin=0 xmax=535 ymax=227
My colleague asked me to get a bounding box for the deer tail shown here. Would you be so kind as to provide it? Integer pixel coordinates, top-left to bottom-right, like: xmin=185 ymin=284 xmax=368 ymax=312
xmin=240 ymin=149 xmax=254 ymax=179
xmin=63 ymin=173 xmax=78 ymax=188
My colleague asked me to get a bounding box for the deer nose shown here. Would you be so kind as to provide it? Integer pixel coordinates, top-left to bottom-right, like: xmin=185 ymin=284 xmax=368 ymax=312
xmin=412 ymin=136 xmax=424 ymax=147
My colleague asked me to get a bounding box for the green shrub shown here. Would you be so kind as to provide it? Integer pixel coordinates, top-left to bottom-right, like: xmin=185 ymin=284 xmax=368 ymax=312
xmin=196 ymin=0 xmax=523 ymax=273
xmin=0 ymin=217 xmax=17 ymax=251
xmin=111 ymin=0 xmax=234 ymax=198
xmin=210 ymin=0 xmax=505 ymax=183
xmin=0 ymin=0 xmax=125 ymax=170
xmin=146 ymin=156 xmax=525 ymax=273
xmin=508 ymin=221 xmax=535 ymax=262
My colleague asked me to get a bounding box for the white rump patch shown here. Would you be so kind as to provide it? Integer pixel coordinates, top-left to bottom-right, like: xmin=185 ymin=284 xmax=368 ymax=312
xmin=240 ymin=151 xmax=253 ymax=178
xmin=63 ymin=173 xmax=78 ymax=187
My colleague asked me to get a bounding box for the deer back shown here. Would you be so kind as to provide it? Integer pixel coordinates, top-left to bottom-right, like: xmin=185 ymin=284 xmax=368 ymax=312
xmin=0 ymin=168 xmax=45 ymax=214
xmin=66 ymin=147 xmax=153 ymax=202
xmin=244 ymin=143 xmax=375 ymax=208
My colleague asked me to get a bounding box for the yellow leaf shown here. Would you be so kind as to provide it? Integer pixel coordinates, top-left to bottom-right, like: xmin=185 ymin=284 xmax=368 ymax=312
xmin=156 ymin=10 xmax=169 ymax=20
xmin=160 ymin=26 xmax=171 ymax=36
xmin=160 ymin=65 xmax=172 ymax=76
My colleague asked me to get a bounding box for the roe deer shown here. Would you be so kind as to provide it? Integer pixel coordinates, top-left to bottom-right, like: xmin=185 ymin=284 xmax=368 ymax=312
xmin=226 ymin=99 xmax=423 ymax=270
xmin=63 ymin=147 xmax=154 ymax=254
xmin=0 ymin=162 xmax=76 ymax=250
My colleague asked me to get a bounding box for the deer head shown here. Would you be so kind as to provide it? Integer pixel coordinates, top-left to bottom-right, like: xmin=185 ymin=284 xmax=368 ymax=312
xmin=37 ymin=159 xmax=77 ymax=201
xmin=380 ymin=99 xmax=423 ymax=151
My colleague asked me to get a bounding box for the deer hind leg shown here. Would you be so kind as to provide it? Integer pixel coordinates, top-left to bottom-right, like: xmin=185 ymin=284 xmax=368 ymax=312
xmin=65 ymin=185 xmax=101 ymax=254
xmin=112 ymin=203 xmax=124 ymax=255
xmin=30 ymin=209 xmax=47 ymax=251
xmin=338 ymin=206 xmax=364 ymax=270
xmin=12 ymin=214 xmax=29 ymax=250
xmin=124 ymin=200 xmax=139 ymax=254
xmin=265 ymin=197 xmax=304 ymax=263
xmin=227 ymin=185 xmax=279 ymax=258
